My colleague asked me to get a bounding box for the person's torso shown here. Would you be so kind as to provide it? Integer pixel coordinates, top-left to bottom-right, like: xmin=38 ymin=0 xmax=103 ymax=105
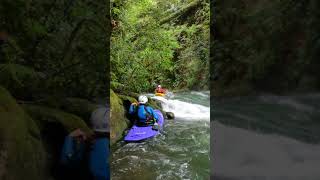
xmin=89 ymin=138 xmax=109 ymax=180
xmin=156 ymin=88 xmax=165 ymax=93
xmin=136 ymin=105 xmax=152 ymax=122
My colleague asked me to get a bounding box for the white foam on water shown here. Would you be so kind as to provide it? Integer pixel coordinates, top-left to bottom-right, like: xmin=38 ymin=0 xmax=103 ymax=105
xmin=190 ymin=91 xmax=209 ymax=98
xmin=212 ymin=121 xmax=320 ymax=178
xmin=151 ymin=96 xmax=210 ymax=121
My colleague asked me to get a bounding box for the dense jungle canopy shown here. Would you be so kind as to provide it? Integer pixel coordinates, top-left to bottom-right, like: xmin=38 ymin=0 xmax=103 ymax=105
xmin=211 ymin=0 xmax=320 ymax=96
xmin=111 ymin=0 xmax=210 ymax=93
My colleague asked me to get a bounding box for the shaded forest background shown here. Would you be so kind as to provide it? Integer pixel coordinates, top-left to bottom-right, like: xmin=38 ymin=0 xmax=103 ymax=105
xmin=211 ymin=0 xmax=320 ymax=96
xmin=0 ymin=0 xmax=109 ymax=179
xmin=109 ymin=0 xmax=209 ymax=146
xmin=0 ymin=0 xmax=108 ymax=99
xmin=111 ymin=0 xmax=209 ymax=93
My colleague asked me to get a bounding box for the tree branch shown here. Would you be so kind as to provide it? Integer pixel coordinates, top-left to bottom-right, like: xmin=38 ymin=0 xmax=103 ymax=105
xmin=159 ymin=0 xmax=203 ymax=25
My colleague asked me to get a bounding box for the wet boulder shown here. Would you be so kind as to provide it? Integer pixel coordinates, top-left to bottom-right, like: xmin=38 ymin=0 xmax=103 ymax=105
xmin=22 ymin=104 xmax=92 ymax=134
xmin=110 ymin=89 xmax=130 ymax=145
xmin=0 ymin=86 xmax=47 ymax=180
xmin=165 ymin=112 xmax=175 ymax=120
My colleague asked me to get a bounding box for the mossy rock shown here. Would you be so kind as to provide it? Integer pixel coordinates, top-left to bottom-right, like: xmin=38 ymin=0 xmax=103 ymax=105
xmin=118 ymin=94 xmax=138 ymax=113
xmin=118 ymin=91 xmax=139 ymax=100
xmin=147 ymin=98 xmax=162 ymax=110
xmin=147 ymin=98 xmax=166 ymax=116
xmin=119 ymin=94 xmax=163 ymax=114
xmin=110 ymin=89 xmax=129 ymax=145
xmin=0 ymin=86 xmax=47 ymax=180
xmin=22 ymin=104 xmax=92 ymax=134
xmin=118 ymin=94 xmax=137 ymax=104
xmin=110 ymin=90 xmax=165 ymax=145
xmin=37 ymin=96 xmax=100 ymax=123
xmin=63 ymin=98 xmax=100 ymax=123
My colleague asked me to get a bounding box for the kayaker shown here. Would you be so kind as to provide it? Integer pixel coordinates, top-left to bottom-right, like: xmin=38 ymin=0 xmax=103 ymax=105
xmin=155 ymin=85 xmax=166 ymax=94
xmin=60 ymin=104 xmax=110 ymax=180
xmin=129 ymin=95 xmax=159 ymax=130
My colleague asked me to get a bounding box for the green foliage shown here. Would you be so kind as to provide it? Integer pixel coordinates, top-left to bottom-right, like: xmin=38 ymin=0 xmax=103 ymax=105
xmin=111 ymin=0 xmax=209 ymax=93
xmin=0 ymin=2 xmax=109 ymax=178
xmin=212 ymin=0 xmax=320 ymax=95
xmin=0 ymin=64 xmax=43 ymax=98
xmin=0 ymin=0 xmax=108 ymax=99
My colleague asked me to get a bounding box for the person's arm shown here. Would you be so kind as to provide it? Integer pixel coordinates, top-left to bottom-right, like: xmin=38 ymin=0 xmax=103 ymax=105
xmin=60 ymin=129 xmax=86 ymax=166
xmin=147 ymin=107 xmax=159 ymax=121
xmin=129 ymin=103 xmax=137 ymax=114
xmin=61 ymin=136 xmax=74 ymax=165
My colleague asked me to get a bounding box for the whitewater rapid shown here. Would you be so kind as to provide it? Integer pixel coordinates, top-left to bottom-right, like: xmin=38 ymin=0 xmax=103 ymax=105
xmin=212 ymin=121 xmax=320 ymax=179
xmin=112 ymin=91 xmax=210 ymax=179
xmin=150 ymin=94 xmax=210 ymax=121
xmin=213 ymin=95 xmax=320 ymax=179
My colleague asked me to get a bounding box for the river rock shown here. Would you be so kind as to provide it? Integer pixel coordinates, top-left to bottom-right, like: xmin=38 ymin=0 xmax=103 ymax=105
xmin=22 ymin=104 xmax=92 ymax=134
xmin=165 ymin=112 xmax=175 ymax=120
xmin=110 ymin=89 xmax=130 ymax=145
xmin=0 ymin=86 xmax=47 ymax=180
xmin=35 ymin=96 xmax=100 ymax=123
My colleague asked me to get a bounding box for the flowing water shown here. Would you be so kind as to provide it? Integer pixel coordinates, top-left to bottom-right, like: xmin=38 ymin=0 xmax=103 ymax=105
xmin=111 ymin=91 xmax=210 ymax=180
xmin=212 ymin=94 xmax=320 ymax=179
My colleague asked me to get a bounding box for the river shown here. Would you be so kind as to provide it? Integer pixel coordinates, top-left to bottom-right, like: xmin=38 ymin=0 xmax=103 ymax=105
xmin=111 ymin=91 xmax=210 ymax=180
xmin=212 ymin=94 xmax=320 ymax=179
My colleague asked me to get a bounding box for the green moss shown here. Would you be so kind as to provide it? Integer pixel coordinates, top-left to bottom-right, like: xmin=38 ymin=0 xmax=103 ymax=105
xmin=62 ymin=97 xmax=99 ymax=123
xmin=110 ymin=90 xmax=165 ymax=145
xmin=119 ymin=94 xmax=162 ymax=110
xmin=37 ymin=96 xmax=100 ymax=123
xmin=22 ymin=104 xmax=92 ymax=134
xmin=110 ymin=89 xmax=129 ymax=145
xmin=147 ymin=98 xmax=165 ymax=116
xmin=0 ymin=86 xmax=47 ymax=180
xmin=118 ymin=94 xmax=137 ymax=103
xmin=147 ymin=98 xmax=162 ymax=110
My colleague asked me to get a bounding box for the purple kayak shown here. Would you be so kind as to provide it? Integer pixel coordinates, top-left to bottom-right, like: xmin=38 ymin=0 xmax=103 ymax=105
xmin=124 ymin=110 xmax=164 ymax=142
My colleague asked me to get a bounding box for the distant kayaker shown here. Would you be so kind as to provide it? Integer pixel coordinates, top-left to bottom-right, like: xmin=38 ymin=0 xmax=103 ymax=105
xmin=60 ymin=104 xmax=110 ymax=180
xmin=129 ymin=95 xmax=159 ymax=130
xmin=155 ymin=84 xmax=166 ymax=94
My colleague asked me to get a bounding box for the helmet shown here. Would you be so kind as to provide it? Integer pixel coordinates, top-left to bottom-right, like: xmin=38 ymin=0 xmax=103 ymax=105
xmin=138 ymin=95 xmax=148 ymax=104
xmin=157 ymin=85 xmax=161 ymax=88
xmin=90 ymin=106 xmax=109 ymax=133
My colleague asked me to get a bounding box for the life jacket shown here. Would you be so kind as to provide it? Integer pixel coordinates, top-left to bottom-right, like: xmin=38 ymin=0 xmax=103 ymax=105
xmin=89 ymin=137 xmax=110 ymax=179
xmin=61 ymin=136 xmax=109 ymax=179
xmin=135 ymin=105 xmax=155 ymax=125
xmin=156 ymin=88 xmax=166 ymax=94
